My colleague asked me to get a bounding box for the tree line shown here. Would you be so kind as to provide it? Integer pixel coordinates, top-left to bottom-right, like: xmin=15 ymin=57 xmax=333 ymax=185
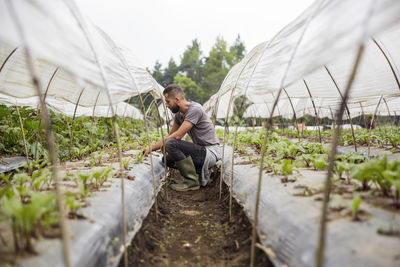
xmin=149 ymin=35 xmax=246 ymax=104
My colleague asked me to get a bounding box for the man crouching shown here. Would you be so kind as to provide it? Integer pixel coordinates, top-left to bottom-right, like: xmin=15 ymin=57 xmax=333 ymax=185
xmin=143 ymin=84 xmax=221 ymax=191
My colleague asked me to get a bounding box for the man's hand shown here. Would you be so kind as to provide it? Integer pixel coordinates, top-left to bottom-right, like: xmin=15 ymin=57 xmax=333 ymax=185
xmin=142 ymin=147 xmax=151 ymax=157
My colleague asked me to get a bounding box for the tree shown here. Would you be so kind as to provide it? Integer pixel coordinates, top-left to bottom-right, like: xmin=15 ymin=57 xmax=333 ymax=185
xmin=233 ymin=95 xmax=252 ymax=119
xmin=180 ymin=39 xmax=203 ymax=85
xmin=163 ymin=58 xmax=179 ymax=86
xmin=149 ymin=35 xmax=247 ymax=104
xmin=174 ymin=74 xmax=205 ymax=103
xmin=151 ymin=60 xmax=164 ymax=84
xmin=202 ymin=37 xmax=231 ymax=97
xmin=230 ymin=34 xmax=246 ymax=64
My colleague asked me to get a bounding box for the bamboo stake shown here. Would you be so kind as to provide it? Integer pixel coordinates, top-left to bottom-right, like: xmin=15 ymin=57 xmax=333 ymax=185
xmin=383 ymin=98 xmax=394 ymax=134
xmin=304 ymin=79 xmax=322 ymax=143
xmin=219 ymin=44 xmax=266 ymax=203
xmin=15 ymin=106 xmax=30 ymax=173
xmin=359 ymin=102 xmax=367 ymax=129
xmin=89 ymin=91 xmax=101 ymax=145
xmin=63 ymin=2 xmax=130 ymax=265
xmin=316 ymin=44 xmax=365 ymax=267
xmin=250 ymin=88 xmax=283 ymax=267
xmin=283 ymin=88 xmax=300 ymax=140
xmin=35 ymin=67 xmax=59 ymax=160
xmin=367 ymin=95 xmax=383 ymax=157
xmin=6 ymin=1 xmax=71 ymax=266
xmin=325 ymin=65 xmax=357 ymax=152
xmin=250 ymin=1 xmax=326 ymax=264
xmin=69 ymin=88 xmax=85 ymax=160
xmin=109 ymin=62 xmax=160 ymax=223
xmin=152 ymin=95 xmax=168 ymax=200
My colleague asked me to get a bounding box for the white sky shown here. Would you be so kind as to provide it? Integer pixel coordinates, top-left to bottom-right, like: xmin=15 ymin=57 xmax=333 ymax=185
xmin=76 ymin=0 xmax=315 ymax=69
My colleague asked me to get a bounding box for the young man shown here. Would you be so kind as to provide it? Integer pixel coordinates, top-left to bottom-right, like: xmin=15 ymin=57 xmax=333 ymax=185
xmin=143 ymin=84 xmax=221 ymax=191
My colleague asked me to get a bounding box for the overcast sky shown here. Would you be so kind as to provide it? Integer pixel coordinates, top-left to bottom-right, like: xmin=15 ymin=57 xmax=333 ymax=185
xmin=76 ymin=0 xmax=315 ymax=69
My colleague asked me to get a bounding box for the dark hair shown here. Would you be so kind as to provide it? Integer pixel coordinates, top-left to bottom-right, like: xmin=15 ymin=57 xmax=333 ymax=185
xmin=163 ymin=84 xmax=185 ymax=99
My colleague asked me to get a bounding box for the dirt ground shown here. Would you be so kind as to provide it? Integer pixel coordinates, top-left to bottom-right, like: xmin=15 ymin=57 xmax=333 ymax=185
xmin=122 ymin=169 xmax=272 ymax=267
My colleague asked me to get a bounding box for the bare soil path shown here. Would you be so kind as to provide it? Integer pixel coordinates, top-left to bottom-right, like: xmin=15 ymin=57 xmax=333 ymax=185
xmin=123 ymin=169 xmax=272 ymax=267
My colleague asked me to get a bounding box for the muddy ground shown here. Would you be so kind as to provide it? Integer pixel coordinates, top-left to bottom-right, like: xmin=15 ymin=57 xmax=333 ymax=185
xmin=121 ymin=169 xmax=272 ymax=267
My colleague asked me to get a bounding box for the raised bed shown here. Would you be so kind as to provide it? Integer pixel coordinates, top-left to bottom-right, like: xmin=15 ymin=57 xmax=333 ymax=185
xmin=221 ymin=146 xmax=400 ymax=267
xmin=19 ymin=155 xmax=164 ymax=267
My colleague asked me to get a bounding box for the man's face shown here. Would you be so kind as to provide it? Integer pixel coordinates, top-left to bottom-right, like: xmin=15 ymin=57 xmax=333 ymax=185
xmin=164 ymin=94 xmax=180 ymax=113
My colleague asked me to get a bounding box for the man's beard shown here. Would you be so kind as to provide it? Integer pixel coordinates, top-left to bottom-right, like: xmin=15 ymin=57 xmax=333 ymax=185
xmin=170 ymin=103 xmax=180 ymax=113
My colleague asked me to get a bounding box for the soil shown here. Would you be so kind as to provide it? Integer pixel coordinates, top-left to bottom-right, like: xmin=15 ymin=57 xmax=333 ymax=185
xmin=122 ymin=169 xmax=273 ymax=267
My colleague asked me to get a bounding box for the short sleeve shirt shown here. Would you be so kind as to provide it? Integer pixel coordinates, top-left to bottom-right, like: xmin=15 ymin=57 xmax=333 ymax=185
xmin=174 ymin=102 xmax=219 ymax=146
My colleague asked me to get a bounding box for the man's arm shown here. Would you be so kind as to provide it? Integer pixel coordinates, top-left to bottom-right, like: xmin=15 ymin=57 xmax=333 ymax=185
xmin=143 ymin=120 xmax=193 ymax=155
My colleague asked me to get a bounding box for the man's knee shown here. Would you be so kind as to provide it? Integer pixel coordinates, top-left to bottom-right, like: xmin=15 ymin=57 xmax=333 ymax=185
xmin=165 ymin=138 xmax=180 ymax=152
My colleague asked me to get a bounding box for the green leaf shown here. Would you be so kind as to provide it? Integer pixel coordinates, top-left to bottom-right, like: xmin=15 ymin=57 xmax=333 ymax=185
xmin=352 ymin=195 xmax=362 ymax=219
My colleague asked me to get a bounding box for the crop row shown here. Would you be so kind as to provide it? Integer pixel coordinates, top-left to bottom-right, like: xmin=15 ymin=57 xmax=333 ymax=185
xmin=281 ymin=127 xmax=400 ymax=150
xmin=0 ymin=104 xmax=165 ymax=256
xmin=218 ymin=128 xmax=400 ymax=210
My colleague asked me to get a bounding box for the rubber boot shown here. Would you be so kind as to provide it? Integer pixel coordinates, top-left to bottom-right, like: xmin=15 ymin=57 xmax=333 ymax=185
xmin=170 ymin=156 xmax=200 ymax=191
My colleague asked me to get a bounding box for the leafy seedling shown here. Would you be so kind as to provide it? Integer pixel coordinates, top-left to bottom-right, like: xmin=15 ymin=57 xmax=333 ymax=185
xmin=135 ymin=151 xmax=144 ymax=163
xmin=351 ymin=195 xmax=362 ymax=221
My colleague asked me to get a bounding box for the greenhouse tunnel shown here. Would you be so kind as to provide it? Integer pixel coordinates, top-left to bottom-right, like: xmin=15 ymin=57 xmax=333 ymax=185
xmin=1 ymin=0 xmax=400 ymax=267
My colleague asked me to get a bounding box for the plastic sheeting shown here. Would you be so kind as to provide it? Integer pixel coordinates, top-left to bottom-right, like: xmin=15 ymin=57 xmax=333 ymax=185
xmin=0 ymin=0 xmax=163 ymax=118
xmin=0 ymin=156 xmax=27 ymax=173
xmin=46 ymin=100 xmax=144 ymax=119
xmin=21 ymin=156 xmax=164 ymax=267
xmin=221 ymin=146 xmax=400 ymax=267
xmin=204 ymin=0 xmax=400 ymax=120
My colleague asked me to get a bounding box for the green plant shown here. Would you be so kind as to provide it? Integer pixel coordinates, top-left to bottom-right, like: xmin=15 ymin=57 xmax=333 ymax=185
xmin=111 ymin=237 xmax=120 ymax=246
xmin=275 ymin=159 xmax=294 ymax=176
xmin=334 ymin=161 xmax=352 ymax=180
xmin=0 ymin=191 xmax=58 ymax=252
xmin=135 ymin=151 xmax=144 ymax=163
xmin=311 ymin=154 xmax=328 ymax=171
xmin=74 ymin=167 xmax=112 ymax=196
xmin=0 ymin=173 xmax=15 ymax=200
xmin=75 ymin=172 xmax=92 ymax=198
xmin=91 ymin=167 xmax=112 ymax=189
xmin=65 ymin=193 xmax=84 ymax=217
xmin=349 ymin=154 xmax=400 ymax=207
xmin=31 ymin=168 xmax=52 ymax=191
xmin=351 ymin=195 xmax=362 ymax=221
xmin=122 ymin=158 xmax=130 ymax=170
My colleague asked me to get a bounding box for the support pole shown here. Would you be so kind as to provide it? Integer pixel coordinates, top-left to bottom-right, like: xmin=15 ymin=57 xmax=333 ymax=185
xmin=35 ymin=67 xmax=60 ymax=160
xmin=367 ymin=95 xmax=383 ymax=157
xmin=325 ymin=66 xmax=357 ymax=151
xmin=0 ymin=47 xmax=18 ymax=72
xmin=316 ymin=44 xmax=365 ymax=267
xmin=328 ymin=106 xmax=335 ymax=130
xmin=283 ymin=88 xmax=300 ymax=140
xmin=90 ymin=91 xmax=101 ymax=145
xmin=303 ymin=79 xmax=322 ymax=143
xmin=15 ymin=106 xmax=30 ymax=173
xmin=220 ymin=43 xmax=268 ymax=203
xmin=63 ymin=2 xmax=131 ymax=265
xmin=69 ymin=88 xmax=85 ymax=160
xmin=151 ymin=95 xmax=168 ymax=200
xmin=6 ymin=1 xmax=71 ymax=266
xmin=359 ymin=102 xmax=367 ymax=129
xmin=383 ymin=98 xmax=394 ymax=134
xmin=103 ymin=23 xmax=164 ymax=231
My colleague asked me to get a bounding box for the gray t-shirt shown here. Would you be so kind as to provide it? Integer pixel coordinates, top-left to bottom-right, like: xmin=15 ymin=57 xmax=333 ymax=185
xmin=174 ymin=102 xmax=219 ymax=146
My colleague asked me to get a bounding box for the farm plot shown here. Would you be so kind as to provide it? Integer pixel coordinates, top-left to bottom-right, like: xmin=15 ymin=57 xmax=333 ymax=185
xmin=217 ymin=128 xmax=400 ymax=266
